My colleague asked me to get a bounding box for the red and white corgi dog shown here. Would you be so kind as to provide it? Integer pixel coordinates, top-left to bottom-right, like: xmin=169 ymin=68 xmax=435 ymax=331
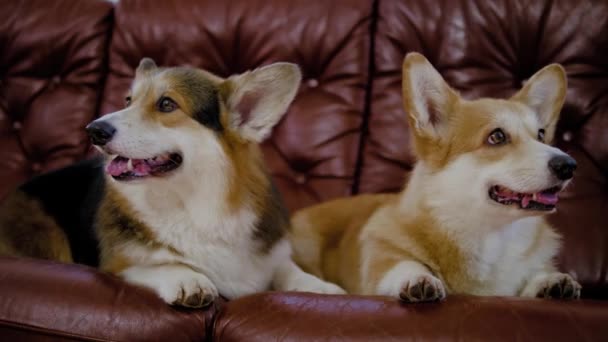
xmin=291 ymin=53 xmax=581 ymax=302
xmin=0 ymin=59 xmax=344 ymax=307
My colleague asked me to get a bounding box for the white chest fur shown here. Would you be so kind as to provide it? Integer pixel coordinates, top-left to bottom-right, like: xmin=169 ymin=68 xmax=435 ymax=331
xmin=113 ymin=179 xmax=288 ymax=299
xmin=460 ymin=217 xmax=555 ymax=296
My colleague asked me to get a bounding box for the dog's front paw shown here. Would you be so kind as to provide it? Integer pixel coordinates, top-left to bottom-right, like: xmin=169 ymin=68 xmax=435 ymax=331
xmin=398 ymin=274 xmax=446 ymax=303
xmin=534 ymin=273 xmax=581 ymax=300
xmin=121 ymin=265 xmax=219 ymax=308
xmin=168 ymin=273 xmax=218 ymax=308
xmin=377 ymin=261 xmax=446 ymax=303
xmin=288 ymin=276 xmax=347 ymax=295
xmin=272 ymin=260 xmax=347 ymax=295
xmin=303 ymin=279 xmax=347 ymax=295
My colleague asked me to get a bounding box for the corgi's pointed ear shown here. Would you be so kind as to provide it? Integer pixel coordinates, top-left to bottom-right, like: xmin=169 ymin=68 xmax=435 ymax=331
xmin=511 ymin=64 xmax=567 ymax=141
xmin=136 ymin=57 xmax=157 ymax=76
xmin=220 ymin=63 xmax=301 ymax=142
xmin=402 ymin=53 xmax=458 ymax=140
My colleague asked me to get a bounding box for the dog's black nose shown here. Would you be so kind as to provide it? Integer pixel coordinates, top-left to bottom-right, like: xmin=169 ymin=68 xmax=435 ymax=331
xmin=548 ymin=155 xmax=577 ymax=180
xmin=85 ymin=121 xmax=116 ymax=146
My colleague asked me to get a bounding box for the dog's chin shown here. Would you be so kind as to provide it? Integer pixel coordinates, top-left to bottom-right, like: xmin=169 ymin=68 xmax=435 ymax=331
xmin=487 ymin=183 xmax=565 ymax=213
xmin=104 ymin=151 xmax=183 ymax=182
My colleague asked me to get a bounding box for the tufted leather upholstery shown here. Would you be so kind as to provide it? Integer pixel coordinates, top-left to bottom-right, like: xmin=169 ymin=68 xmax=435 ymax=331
xmin=0 ymin=0 xmax=607 ymax=341
xmin=0 ymin=0 xmax=112 ymax=200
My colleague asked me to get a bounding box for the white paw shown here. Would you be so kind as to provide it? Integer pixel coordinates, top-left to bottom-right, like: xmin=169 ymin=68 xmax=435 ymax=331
xmin=272 ymin=258 xmax=347 ymax=295
xmin=295 ymin=278 xmax=347 ymax=295
xmin=531 ymin=273 xmax=581 ymax=300
xmin=377 ymin=261 xmax=446 ymax=302
xmin=121 ymin=265 xmax=219 ymax=308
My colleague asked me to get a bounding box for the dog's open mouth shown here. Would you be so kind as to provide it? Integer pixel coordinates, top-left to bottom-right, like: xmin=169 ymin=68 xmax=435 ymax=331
xmin=106 ymin=152 xmax=183 ymax=181
xmin=489 ymin=185 xmax=561 ymax=211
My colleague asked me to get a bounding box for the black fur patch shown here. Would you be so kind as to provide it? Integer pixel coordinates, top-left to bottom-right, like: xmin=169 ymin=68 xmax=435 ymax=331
xmin=171 ymin=68 xmax=223 ymax=132
xmin=102 ymin=199 xmax=146 ymax=241
xmin=254 ymin=180 xmax=289 ymax=253
xmin=19 ymin=157 xmax=105 ymax=266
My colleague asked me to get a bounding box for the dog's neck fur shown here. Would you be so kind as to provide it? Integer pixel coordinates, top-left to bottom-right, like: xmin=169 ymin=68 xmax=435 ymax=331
xmin=395 ymin=161 xmax=549 ymax=292
xmin=397 ymin=161 xmax=543 ymax=251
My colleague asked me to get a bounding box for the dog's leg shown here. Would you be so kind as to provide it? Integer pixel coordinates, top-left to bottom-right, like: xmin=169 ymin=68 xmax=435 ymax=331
xmin=520 ymin=271 xmax=581 ymax=299
xmin=120 ymin=264 xmax=218 ymax=307
xmin=370 ymin=257 xmax=446 ymax=302
xmin=272 ymin=258 xmax=346 ymax=295
xmin=362 ymin=239 xmax=446 ymax=302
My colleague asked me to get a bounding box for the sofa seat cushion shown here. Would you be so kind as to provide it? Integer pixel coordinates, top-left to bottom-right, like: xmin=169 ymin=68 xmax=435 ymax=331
xmin=0 ymin=257 xmax=219 ymax=342
xmin=213 ymin=292 xmax=608 ymax=341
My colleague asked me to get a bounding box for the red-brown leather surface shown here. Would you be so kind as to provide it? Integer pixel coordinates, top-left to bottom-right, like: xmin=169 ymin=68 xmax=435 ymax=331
xmin=101 ymin=0 xmax=374 ymax=212
xmin=214 ymin=292 xmax=608 ymax=342
xmin=0 ymin=0 xmax=112 ymax=200
xmin=0 ymin=257 xmax=219 ymax=342
xmin=360 ymin=0 xmax=608 ymax=294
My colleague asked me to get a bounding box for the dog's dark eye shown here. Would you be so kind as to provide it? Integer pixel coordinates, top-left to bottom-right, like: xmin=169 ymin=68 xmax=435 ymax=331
xmin=538 ymin=129 xmax=545 ymax=142
xmin=158 ymin=97 xmax=178 ymax=113
xmin=487 ymin=128 xmax=507 ymax=146
xmin=125 ymin=96 xmax=132 ymax=107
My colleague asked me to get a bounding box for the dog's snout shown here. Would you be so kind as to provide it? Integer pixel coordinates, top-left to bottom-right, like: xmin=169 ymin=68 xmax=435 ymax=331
xmin=86 ymin=121 xmax=116 ymax=146
xmin=548 ymin=155 xmax=577 ymax=180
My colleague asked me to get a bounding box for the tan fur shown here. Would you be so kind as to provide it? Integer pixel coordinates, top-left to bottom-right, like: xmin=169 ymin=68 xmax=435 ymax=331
xmin=292 ymin=53 xmax=580 ymax=301
xmin=0 ymin=191 xmax=72 ymax=262
xmin=291 ymin=194 xmax=393 ymax=288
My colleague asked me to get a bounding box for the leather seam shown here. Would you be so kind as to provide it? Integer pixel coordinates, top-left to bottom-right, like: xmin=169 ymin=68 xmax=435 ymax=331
xmin=351 ymin=0 xmax=379 ymax=195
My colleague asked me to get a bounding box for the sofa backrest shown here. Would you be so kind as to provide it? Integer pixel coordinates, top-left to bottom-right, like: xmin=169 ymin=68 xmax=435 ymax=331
xmin=0 ymin=0 xmax=113 ymax=199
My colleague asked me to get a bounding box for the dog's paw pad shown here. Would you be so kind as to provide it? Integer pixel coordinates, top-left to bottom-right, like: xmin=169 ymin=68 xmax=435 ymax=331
xmin=399 ymin=275 xmax=445 ymax=303
xmin=165 ymin=275 xmax=218 ymax=308
xmin=176 ymin=287 xmax=215 ymax=308
xmin=536 ymin=274 xmax=581 ymax=300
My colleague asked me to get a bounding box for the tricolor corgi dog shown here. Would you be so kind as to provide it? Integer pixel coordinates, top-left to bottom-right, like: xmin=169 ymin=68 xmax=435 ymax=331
xmin=291 ymin=53 xmax=581 ymax=302
xmin=0 ymin=58 xmax=344 ymax=307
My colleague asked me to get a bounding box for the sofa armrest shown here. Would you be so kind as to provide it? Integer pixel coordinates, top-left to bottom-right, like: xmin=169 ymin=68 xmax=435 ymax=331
xmin=0 ymin=257 xmax=217 ymax=342
xmin=213 ymin=292 xmax=608 ymax=341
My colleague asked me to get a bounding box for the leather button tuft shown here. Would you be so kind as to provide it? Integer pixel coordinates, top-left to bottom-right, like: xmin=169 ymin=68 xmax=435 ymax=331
xmin=562 ymin=131 xmax=573 ymax=142
xmin=12 ymin=121 xmax=22 ymax=131
xmin=295 ymin=174 xmax=307 ymax=185
xmin=306 ymin=79 xmax=319 ymax=88
xmin=31 ymin=163 xmax=42 ymax=172
xmin=52 ymin=76 xmax=61 ymax=84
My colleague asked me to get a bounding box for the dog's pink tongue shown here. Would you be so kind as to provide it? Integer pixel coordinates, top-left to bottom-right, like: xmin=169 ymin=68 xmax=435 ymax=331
xmin=536 ymin=191 xmax=558 ymax=205
xmin=521 ymin=192 xmax=559 ymax=208
xmin=107 ymin=157 xmax=129 ymax=176
xmin=521 ymin=195 xmax=531 ymax=208
xmin=106 ymin=157 xmax=153 ymax=177
xmin=132 ymin=159 xmax=152 ymax=176
xmin=497 ymin=187 xmax=520 ymax=201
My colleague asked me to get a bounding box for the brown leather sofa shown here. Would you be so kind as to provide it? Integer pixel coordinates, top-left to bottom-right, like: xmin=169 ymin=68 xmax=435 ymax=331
xmin=1 ymin=0 xmax=607 ymax=341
